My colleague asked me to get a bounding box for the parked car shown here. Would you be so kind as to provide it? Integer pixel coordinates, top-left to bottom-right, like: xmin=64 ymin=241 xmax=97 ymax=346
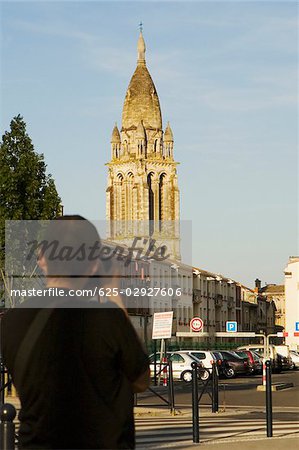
xmin=211 ymin=351 xmax=231 ymax=378
xmin=148 ymin=351 xmax=204 ymax=383
xmin=290 ymin=350 xmax=299 ymax=369
xmin=274 ymin=345 xmax=293 ymax=370
xmin=212 ymin=350 xmax=251 ymax=378
xmin=178 ymin=350 xmax=218 ymax=380
xmin=278 ymin=354 xmax=293 ymax=370
xmin=234 ymin=350 xmax=262 ymax=374
xmin=237 ymin=345 xmax=282 ymax=373
xmin=251 ymin=351 xmax=264 ymax=373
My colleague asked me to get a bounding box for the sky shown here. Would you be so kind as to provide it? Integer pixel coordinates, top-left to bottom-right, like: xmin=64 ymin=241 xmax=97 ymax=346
xmin=0 ymin=0 xmax=297 ymax=287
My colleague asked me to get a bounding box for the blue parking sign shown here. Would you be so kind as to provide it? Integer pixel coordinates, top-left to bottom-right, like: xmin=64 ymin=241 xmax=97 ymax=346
xmin=295 ymin=322 xmax=299 ymax=332
xmin=226 ymin=321 xmax=237 ymax=332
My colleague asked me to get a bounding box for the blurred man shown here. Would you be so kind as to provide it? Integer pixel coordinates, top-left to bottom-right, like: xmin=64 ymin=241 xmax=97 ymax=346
xmin=1 ymin=216 xmax=149 ymax=449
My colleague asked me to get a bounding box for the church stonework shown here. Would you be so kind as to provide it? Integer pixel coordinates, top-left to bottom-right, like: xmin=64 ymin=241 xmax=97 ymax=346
xmin=106 ymin=31 xmax=180 ymax=260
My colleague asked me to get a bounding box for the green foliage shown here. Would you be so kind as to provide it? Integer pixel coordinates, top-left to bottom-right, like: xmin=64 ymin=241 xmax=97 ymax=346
xmin=0 ymin=115 xmax=61 ymax=268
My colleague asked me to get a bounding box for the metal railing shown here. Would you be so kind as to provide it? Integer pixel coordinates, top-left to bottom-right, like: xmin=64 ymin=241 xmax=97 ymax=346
xmin=135 ymin=358 xmax=175 ymax=414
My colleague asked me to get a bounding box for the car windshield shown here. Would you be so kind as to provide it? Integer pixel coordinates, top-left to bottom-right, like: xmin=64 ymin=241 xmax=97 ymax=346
xmin=250 ymin=348 xmax=264 ymax=356
xmin=188 ymin=354 xmax=203 ymax=364
xmin=190 ymin=352 xmax=214 ymax=360
xmin=235 ymin=351 xmax=248 ymax=358
xmin=224 ymin=351 xmax=243 ymax=359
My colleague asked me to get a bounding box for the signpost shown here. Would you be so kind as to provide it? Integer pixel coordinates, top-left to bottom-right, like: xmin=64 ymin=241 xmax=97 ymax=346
xmin=190 ymin=317 xmax=203 ymax=332
xmin=152 ymin=312 xmax=174 ymax=385
xmin=226 ymin=321 xmax=237 ymax=332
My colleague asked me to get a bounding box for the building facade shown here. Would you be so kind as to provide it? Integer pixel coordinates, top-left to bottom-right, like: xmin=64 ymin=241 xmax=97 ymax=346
xmin=192 ymin=269 xmax=238 ymax=345
xmin=259 ymin=284 xmax=285 ymax=330
xmin=284 ymin=256 xmax=299 ymax=350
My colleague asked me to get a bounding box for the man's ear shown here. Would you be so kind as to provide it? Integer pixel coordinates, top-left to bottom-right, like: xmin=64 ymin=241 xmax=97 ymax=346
xmin=37 ymin=253 xmax=48 ymax=275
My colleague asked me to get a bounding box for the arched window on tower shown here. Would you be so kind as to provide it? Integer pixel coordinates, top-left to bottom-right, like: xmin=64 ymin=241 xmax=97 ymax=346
xmin=123 ymin=140 xmax=128 ymax=154
xmin=116 ymin=173 xmax=124 ymax=234
xmin=159 ymin=173 xmax=166 ymax=230
xmin=138 ymin=142 xmax=143 ymax=155
xmin=126 ymin=172 xmax=134 ymax=234
xmin=147 ymin=173 xmax=154 ymax=235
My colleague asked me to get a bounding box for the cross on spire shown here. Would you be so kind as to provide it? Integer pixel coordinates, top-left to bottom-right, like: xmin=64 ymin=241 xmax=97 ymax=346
xmin=139 ymin=21 xmax=143 ymax=33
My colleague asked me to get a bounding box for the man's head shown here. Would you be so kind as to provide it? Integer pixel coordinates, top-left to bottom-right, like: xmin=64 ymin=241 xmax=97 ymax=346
xmin=38 ymin=216 xmax=102 ymax=283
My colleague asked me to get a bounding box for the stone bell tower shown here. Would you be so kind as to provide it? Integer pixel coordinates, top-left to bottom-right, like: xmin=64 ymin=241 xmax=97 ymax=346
xmin=106 ymin=30 xmax=180 ymax=260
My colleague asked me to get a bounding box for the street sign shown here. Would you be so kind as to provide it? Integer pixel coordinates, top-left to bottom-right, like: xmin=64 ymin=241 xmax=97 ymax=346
xmin=190 ymin=317 xmax=203 ymax=332
xmin=295 ymin=322 xmax=299 ymax=332
xmin=152 ymin=311 xmax=173 ymax=339
xmin=226 ymin=321 xmax=237 ymax=332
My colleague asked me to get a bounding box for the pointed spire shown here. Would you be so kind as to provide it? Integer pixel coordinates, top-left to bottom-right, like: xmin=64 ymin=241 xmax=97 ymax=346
xmin=137 ymin=27 xmax=146 ymax=65
xmin=111 ymin=123 xmax=121 ymax=143
xmin=136 ymin=120 xmax=146 ymax=139
xmin=164 ymin=122 xmax=174 ymax=142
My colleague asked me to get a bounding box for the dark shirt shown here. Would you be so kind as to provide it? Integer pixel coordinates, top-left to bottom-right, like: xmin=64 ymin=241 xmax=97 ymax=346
xmin=1 ymin=295 xmax=149 ymax=449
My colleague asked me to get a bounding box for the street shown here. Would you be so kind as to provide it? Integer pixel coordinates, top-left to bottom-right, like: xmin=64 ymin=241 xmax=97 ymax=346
xmin=135 ymin=370 xmax=299 ymax=448
xmin=136 ymin=370 xmax=299 ymax=409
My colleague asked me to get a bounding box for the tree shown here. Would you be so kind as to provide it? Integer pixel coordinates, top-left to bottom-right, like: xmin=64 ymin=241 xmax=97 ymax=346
xmin=0 ymin=115 xmax=61 ymax=303
xmin=0 ymin=115 xmax=61 ymax=221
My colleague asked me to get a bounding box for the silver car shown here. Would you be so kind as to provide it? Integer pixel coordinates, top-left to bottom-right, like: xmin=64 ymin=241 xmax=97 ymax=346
xmin=149 ymin=351 xmax=204 ymax=382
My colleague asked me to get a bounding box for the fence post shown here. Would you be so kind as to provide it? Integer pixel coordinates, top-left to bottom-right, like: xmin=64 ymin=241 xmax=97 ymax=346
xmin=168 ymin=359 xmax=175 ymax=415
xmin=0 ymin=403 xmax=16 ymax=450
xmin=266 ymin=360 xmax=273 ymax=437
xmin=162 ymin=357 xmax=168 ymax=387
xmin=191 ymin=361 xmax=199 ymax=443
xmin=211 ymin=363 xmax=219 ymax=413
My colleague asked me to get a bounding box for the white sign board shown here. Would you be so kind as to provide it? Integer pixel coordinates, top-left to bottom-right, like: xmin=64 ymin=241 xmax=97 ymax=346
xmin=152 ymin=311 xmax=174 ymax=339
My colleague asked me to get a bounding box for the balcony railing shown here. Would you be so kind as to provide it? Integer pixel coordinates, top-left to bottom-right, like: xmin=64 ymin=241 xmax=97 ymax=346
xmin=227 ymin=298 xmax=234 ymax=308
xmin=215 ymin=294 xmax=223 ymax=307
xmin=193 ymin=289 xmax=202 ymax=304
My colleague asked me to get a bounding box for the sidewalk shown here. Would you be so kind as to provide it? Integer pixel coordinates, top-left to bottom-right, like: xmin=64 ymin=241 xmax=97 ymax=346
xmin=141 ymin=436 xmax=299 ymax=450
xmin=5 ymin=398 xmax=299 ymax=449
xmin=135 ymin=405 xmax=299 ymax=449
xmin=134 ymin=404 xmax=299 ymax=417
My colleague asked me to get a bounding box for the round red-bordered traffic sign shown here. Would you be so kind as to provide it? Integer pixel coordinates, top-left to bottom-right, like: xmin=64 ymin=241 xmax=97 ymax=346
xmin=190 ymin=317 xmax=203 ymax=332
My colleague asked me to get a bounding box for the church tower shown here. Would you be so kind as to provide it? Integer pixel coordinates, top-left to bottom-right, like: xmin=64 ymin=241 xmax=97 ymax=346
xmin=106 ymin=30 xmax=180 ymax=260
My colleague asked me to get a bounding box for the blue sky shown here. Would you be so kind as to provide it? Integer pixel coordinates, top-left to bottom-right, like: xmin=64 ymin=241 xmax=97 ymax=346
xmin=1 ymin=1 xmax=297 ymax=287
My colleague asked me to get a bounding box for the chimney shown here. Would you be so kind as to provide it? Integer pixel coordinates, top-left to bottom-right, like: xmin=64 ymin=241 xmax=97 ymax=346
xmin=255 ymin=278 xmax=261 ymax=292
